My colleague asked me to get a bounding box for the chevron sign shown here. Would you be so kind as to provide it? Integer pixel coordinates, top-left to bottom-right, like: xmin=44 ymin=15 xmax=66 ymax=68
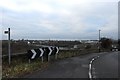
xmin=27 ymin=47 xmax=59 ymax=63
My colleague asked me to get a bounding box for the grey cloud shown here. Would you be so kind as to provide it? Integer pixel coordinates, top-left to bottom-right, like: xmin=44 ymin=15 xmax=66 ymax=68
xmin=1 ymin=1 xmax=118 ymax=40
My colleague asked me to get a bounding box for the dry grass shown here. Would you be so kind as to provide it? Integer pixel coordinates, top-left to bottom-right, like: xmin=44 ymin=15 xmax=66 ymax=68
xmin=2 ymin=55 xmax=49 ymax=78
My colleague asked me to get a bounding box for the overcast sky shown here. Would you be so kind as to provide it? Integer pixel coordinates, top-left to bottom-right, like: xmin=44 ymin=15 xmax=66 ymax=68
xmin=0 ymin=0 xmax=119 ymax=40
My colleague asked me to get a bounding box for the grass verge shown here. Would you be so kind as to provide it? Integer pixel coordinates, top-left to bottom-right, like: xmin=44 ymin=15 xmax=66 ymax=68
xmin=2 ymin=54 xmax=49 ymax=78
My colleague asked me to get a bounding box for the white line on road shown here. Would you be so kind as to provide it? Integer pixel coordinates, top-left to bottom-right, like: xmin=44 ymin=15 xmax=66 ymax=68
xmin=89 ymin=63 xmax=92 ymax=79
xmin=88 ymin=56 xmax=100 ymax=80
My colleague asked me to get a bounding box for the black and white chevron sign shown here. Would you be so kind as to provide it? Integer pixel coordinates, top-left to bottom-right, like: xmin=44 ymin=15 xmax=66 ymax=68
xmin=27 ymin=47 xmax=59 ymax=62
xmin=27 ymin=48 xmax=44 ymax=59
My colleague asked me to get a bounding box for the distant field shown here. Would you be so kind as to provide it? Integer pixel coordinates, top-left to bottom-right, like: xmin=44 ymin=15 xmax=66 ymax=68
xmin=2 ymin=41 xmax=41 ymax=55
xmin=2 ymin=40 xmax=98 ymax=55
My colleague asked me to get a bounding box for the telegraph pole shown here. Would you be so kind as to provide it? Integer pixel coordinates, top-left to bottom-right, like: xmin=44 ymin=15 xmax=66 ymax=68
xmin=4 ymin=28 xmax=11 ymax=65
xmin=99 ymin=30 xmax=101 ymax=52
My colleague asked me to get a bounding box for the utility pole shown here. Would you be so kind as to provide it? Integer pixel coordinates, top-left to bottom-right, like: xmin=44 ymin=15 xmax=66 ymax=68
xmin=4 ymin=28 xmax=11 ymax=65
xmin=99 ymin=30 xmax=101 ymax=52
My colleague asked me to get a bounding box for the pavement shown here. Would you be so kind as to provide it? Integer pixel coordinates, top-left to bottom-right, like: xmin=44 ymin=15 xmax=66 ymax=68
xmin=23 ymin=51 xmax=119 ymax=78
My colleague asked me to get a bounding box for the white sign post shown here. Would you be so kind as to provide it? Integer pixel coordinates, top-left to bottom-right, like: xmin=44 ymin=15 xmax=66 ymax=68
xmin=4 ymin=28 xmax=11 ymax=65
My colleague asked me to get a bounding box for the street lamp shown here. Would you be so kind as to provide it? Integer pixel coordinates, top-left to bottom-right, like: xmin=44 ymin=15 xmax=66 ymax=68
xmin=99 ymin=30 xmax=101 ymax=52
xmin=4 ymin=28 xmax=11 ymax=65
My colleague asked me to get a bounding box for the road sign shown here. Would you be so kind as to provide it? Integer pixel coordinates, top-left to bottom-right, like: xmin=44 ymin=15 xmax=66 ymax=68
xmin=56 ymin=47 xmax=59 ymax=54
xmin=55 ymin=47 xmax=59 ymax=59
xmin=27 ymin=46 xmax=59 ymax=62
xmin=39 ymin=48 xmax=44 ymax=57
xmin=4 ymin=31 xmax=9 ymax=34
xmin=4 ymin=28 xmax=11 ymax=65
xmin=31 ymin=49 xmax=37 ymax=59
xmin=48 ymin=47 xmax=52 ymax=56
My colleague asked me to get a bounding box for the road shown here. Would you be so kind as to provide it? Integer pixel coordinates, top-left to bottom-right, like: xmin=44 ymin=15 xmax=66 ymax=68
xmin=91 ymin=51 xmax=119 ymax=78
xmin=23 ymin=51 xmax=119 ymax=78
xmin=0 ymin=48 xmax=2 ymax=80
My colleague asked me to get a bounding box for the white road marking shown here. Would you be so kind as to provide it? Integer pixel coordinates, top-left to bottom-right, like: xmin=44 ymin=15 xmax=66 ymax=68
xmin=89 ymin=71 xmax=92 ymax=79
xmin=89 ymin=64 xmax=92 ymax=70
xmin=89 ymin=56 xmax=100 ymax=79
xmin=89 ymin=61 xmax=93 ymax=79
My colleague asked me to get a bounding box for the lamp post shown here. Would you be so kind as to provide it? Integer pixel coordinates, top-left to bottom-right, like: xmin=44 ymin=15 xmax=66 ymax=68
xmin=99 ymin=30 xmax=101 ymax=52
xmin=4 ymin=28 xmax=11 ymax=65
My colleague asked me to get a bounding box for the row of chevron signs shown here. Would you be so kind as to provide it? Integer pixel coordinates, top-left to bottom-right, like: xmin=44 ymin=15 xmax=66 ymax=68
xmin=27 ymin=47 xmax=59 ymax=63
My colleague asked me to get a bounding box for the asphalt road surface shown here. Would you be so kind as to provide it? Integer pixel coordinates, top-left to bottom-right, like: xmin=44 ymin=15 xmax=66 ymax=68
xmin=0 ymin=48 xmax=2 ymax=80
xmin=24 ymin=51 xmax=119 ymax=78
xmin=91 ymin=52 xmax=119 ymax=78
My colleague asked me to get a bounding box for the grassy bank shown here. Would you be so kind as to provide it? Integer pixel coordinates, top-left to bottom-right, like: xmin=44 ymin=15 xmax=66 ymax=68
xmin=2 ymin=49 xmax=110 ymax=78
xmin=2 ymin=54 xmax=49 ymax=78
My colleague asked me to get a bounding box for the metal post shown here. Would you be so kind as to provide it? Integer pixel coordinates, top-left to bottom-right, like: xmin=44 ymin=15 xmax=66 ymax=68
xmin=99 ymin=30 xmax=101 ymax=52
xmin=41 ymin=56 xmax=43 ymax=63
xmin=29 ymin=59 xmax=31 ymax=64
xmin=4 ymin=28 xmax=11 ymax=65
xmin=48 ymin=55 xmax=50 ymax=62
xmin=8 ymin=28 xmax=11 ymax=65
xmin=55 ymin=54 xmax=57 ymax=59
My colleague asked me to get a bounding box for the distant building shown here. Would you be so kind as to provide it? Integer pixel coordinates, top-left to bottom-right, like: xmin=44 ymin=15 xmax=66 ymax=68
xmin=81 ymin=40 xmax=98 ymax=44
xmin=74 ymin=45 xmax=78 ymax=49
xmin=27 ymin=41 xmax=31 ymax=45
